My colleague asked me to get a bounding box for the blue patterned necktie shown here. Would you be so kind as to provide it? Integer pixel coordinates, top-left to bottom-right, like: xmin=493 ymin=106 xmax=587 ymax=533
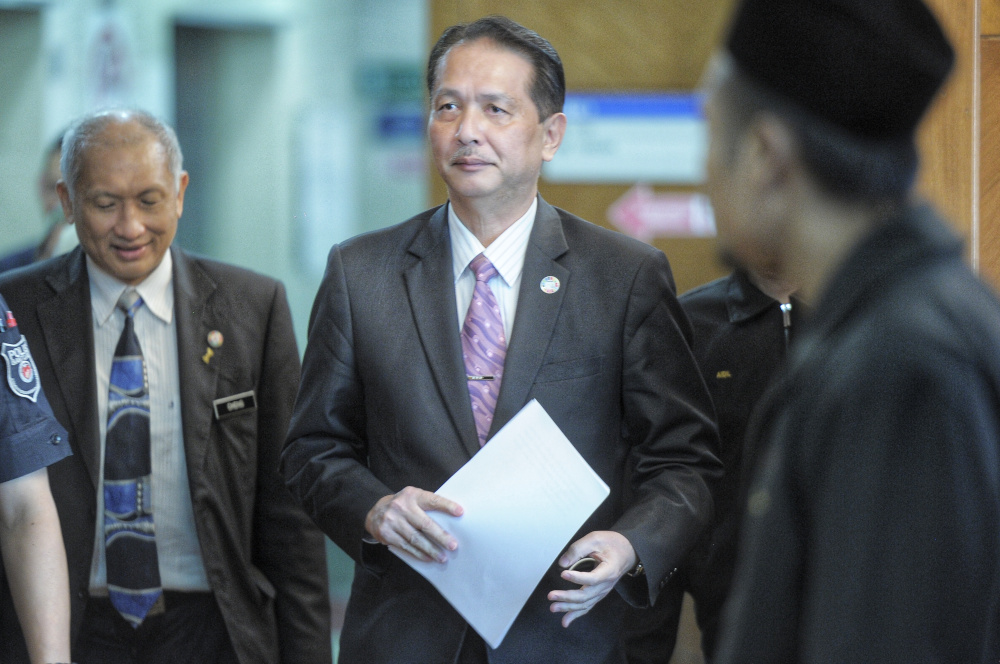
xmin=104 ymin=289 xmax=162 ymax=627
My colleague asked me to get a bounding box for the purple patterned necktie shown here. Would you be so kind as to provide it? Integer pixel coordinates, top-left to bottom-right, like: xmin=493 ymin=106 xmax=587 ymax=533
xmin=462 ymin=254 xmax=507 ymax=446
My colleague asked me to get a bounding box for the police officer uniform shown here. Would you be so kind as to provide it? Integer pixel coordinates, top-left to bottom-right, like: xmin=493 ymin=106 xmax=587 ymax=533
xmin=1 ymin=292 xmax=73 ymax=664
xmin=0 ymin=292 xmax=70 ymax=483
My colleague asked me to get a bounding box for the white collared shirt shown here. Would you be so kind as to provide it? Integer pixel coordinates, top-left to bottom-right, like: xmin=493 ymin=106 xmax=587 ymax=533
xmin=450 ymin=197 xmax=537 ymax=341
xmin=87 ymin=250 xmax=209 ymax=593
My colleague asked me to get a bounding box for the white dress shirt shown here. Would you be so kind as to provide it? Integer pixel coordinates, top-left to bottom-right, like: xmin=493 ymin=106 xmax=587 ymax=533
xmin=87 ymin=251 xmax=209 ymax=593
xmin=449 ymin=197 xmax=537 ymax=341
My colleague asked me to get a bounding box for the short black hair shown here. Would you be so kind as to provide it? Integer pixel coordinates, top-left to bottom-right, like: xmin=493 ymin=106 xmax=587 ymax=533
xmin=426 ymin=15 xmax=565 ymax=121
xmin=714 ymin=59 xmax=918 ymax=205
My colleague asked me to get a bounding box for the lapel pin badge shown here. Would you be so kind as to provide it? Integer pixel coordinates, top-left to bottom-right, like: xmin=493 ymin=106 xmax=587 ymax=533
xmin=539 ymin=276 xmax=560 ymax=294
xmin=203 ymin=331 xmax=223 ymax=364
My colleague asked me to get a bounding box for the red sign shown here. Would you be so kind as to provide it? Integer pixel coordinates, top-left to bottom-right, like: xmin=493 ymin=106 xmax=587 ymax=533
xmin=608 ymin=185 xmax=716 ymax=241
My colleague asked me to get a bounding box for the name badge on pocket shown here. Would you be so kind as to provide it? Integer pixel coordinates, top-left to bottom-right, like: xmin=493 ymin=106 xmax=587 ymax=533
xmin=213 ymin=390 xmax=257 ymax=420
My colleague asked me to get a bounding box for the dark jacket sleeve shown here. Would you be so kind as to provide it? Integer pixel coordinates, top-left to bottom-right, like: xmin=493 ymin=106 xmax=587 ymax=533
xmin=613 ymin=251 xmax=722 ymax=607
xmin=280 ymin=245 xmax=394 ymax=565
xmin=719 ymin=318 xmax=1000 ymax=662
xmin=251 ymin=280 xmax=332 ymax=662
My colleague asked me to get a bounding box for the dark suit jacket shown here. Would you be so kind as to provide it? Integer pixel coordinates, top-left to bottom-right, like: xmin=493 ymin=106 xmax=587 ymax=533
xmin=0 ymin=246 xmax=331 ymax=664
xmin=281 ymin=198 xmax=720 ymax=664
xmin=717 ymin=206 xmax=1000 ymax=663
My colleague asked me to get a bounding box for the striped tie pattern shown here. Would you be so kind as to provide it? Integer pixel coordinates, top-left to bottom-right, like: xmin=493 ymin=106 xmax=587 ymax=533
xmin=104 ymin=290 xmax=162 ymax=627
xmin=462 ymin=254 xmax=507 ymax=446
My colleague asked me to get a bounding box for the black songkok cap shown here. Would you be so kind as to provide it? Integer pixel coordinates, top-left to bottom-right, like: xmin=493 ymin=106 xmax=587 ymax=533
xmin=725 ymin=0 xmax=955 ymax=140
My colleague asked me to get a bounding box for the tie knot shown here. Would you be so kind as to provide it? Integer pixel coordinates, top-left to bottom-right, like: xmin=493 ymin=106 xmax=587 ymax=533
xmin=469 ymin=254 xmax=498 ymax=283
xmin=117 ymin=289 xmax=143 ymax=318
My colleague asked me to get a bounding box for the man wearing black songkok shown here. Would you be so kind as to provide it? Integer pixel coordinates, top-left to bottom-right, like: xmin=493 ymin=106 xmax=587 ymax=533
xmin=704 ymin=0 xmax=1000 ymax=662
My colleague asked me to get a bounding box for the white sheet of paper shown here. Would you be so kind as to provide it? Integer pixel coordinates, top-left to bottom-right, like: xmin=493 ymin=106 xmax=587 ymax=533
xmin=391 ymin=399 xmax=610 ymax=649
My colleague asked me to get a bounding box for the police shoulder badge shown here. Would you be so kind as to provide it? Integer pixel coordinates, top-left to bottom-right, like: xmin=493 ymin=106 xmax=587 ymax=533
xmin=2 ymin=336 xmax=41 ymax=402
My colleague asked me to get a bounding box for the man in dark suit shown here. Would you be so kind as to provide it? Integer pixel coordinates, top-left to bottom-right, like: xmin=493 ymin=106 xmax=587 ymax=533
xmin=281 ymin=16 xmax=720 ymax=664
xmin=0 ymin=109 xmax=331 ymax=663
xmin=705 ymin=0 xmax=1000 ymax=661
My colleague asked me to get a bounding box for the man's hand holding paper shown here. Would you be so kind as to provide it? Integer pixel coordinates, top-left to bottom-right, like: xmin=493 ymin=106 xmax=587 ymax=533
xmin=386 ymin=400 xmax=611 ymax=648
xmin=365 ymin=487 xmax=463 ymax=563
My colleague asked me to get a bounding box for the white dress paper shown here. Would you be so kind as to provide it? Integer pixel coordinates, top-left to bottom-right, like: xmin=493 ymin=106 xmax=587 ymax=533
xmin=391 ymin=399 xmax=610 ymax=649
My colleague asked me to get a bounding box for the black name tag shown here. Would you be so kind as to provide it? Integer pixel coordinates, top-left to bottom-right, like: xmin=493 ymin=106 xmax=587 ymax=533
xmin=213 ymin=390 xmax=257 ymax=420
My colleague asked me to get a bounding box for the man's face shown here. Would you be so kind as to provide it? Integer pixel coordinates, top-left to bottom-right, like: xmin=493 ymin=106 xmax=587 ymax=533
xmin=58 ymin=122 xmax=187 ymax=285
xmin=428 ymin=38 xmax=564 ymax=211
xmin=704 ymin=90 xmax=744 ymax=263
xmin=704 ymin=86 xmax=782 ymax=276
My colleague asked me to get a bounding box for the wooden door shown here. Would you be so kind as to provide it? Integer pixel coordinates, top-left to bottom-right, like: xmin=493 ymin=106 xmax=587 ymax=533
xmin=981 ymin=0 xmax=1000 ymax=288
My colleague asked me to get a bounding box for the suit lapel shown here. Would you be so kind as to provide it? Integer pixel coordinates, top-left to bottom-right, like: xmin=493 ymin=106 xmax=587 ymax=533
xmin=172 ymin=248 xmax=219 ymax=479
xmin=37 ymin=249 xmax=102 ymax=487
xmin=490 ymin=199 xmax=569 ymax=436
xmin=403 ymin=206 xmax=481 ymax=458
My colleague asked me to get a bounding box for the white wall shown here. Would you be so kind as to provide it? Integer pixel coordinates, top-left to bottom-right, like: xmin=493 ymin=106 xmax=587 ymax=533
xmin=0 ymin=0 xmax=429 ymax=352
xmin=0 ymin=8 xmax=44 ymax=248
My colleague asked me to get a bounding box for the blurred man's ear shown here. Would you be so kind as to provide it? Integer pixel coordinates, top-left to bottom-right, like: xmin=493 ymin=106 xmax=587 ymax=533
xmin=175 ymin=171 xmax=190 ymax=219
xmin=743 ymin=114 xmax=798 ymax=225
xmin=55 ymin=181 xmax=74 ymax=224
xmin=748 ymin=114 xmax=795 ymax=192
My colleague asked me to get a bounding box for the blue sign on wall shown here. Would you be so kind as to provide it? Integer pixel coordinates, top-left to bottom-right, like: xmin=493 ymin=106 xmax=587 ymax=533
xmin=544 ymin=92 xmax=706 ymax=184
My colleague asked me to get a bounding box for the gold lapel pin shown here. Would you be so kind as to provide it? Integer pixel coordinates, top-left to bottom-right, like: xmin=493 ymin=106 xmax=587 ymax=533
xmin=203 ymin=330 xmax=223 ymax=364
